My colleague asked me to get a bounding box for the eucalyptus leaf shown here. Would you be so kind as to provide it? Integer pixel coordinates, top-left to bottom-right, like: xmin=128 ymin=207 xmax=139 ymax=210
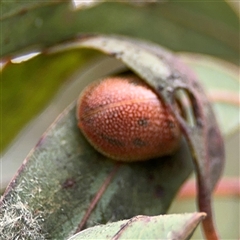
xmin=1 ymin=0 xmax=57 ymax=19
xmin=1 ymin=1 xmax=238 ymax=64
xmin=69 ymin=213 xmax=206 ymax=240
xmin=0 ymin=103 xmax=193 ymax=239
xmin=1 ymin=49 xmax=99 ymax=152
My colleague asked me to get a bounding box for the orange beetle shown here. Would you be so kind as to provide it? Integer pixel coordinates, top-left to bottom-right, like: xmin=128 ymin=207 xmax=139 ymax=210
xmin=77 ymin=75 xmax=181 ymax=161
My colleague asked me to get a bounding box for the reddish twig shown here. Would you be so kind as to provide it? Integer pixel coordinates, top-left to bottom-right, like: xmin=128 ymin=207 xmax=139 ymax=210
xmin=177 ymin=177 xmax=240 ymax=199
xmin=208 ymin=90 xmax=240 ymax=106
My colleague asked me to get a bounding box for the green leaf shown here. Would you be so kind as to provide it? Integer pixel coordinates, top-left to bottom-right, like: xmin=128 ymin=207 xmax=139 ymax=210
xmin=1 ymin=49 xmax=99 ymax=152
xmin=1 ymin=1 xmax=238 ymax=64
xmin=0 ymin=103 xmax=193 ymax=239
xmin=1 ymin=1 xmax=56 ymax=19
xmin=69 ymin=213 xmax=206 ymax=240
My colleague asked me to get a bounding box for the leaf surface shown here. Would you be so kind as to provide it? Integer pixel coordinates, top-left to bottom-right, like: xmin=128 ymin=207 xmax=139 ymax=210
xmin=0 ymin=103 xmax=193 ymax=239
xmin=69 ymin=213 xmax=206 ymax=240
xmin=1 ymin=49 xmax=98 ymax=152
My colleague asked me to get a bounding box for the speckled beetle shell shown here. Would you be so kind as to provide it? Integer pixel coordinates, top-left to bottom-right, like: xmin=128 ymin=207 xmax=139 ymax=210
xmin=77 ymin=75 xmax=181 ymax=161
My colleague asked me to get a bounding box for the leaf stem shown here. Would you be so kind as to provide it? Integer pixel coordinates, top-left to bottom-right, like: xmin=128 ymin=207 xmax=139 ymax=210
xmin=178 ymin=177 xmax=240 ymax=199
xmin=197 ymin=176 xmax=219 ymax=240
xmin=208 ymin=90 xmax=240 ymax=106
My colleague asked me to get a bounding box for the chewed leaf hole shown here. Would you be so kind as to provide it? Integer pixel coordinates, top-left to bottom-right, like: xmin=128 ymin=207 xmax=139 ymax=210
xmin=173 ymin=88 xmax=197 ymax=128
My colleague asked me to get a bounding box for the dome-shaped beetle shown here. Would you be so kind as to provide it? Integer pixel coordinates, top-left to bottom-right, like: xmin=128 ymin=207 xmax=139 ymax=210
xmin=77 ymin=75 xmax=181 ymax=161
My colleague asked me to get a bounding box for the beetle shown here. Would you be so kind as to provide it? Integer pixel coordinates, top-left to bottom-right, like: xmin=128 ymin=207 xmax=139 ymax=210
xmin=77 ymin=75 xmax=181 ymax=161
